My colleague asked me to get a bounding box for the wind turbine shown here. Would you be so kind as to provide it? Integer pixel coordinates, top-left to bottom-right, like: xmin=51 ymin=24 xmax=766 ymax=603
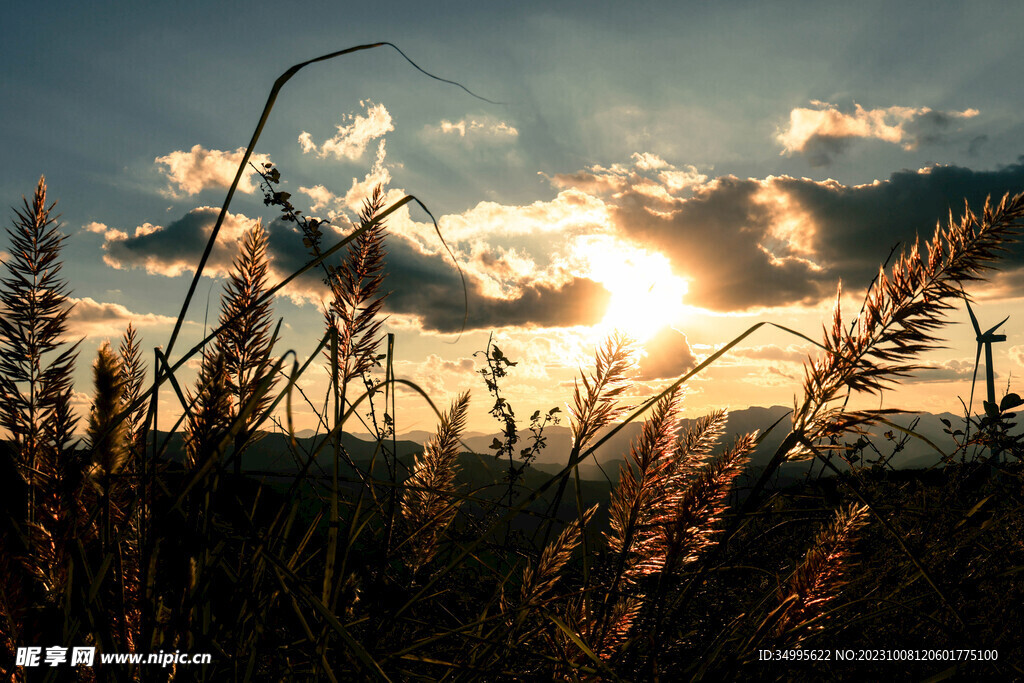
xmin=965 ymin=300 xmax=1009 ymax=408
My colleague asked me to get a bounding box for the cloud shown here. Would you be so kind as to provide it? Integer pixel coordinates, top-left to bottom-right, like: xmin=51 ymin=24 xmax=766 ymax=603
xmin=602 ymin=160 xmax=1024 ymax=311
xmin=733 ymin=344 xmax=814 ymax=364
xmin=906 ymin=359 xmax=979 ymax=383
xmin=777 ymin=101 xmax=979 ymax=165
xmin=155 ymin=145 xmax=271 ymax=197
xmin=108 ymin=149 xmax=1024 ymax=336
xmin=298 ymin=140 xmax=392 ymax=221
xmin=635 ymin=327 xmax=697 ymax=380
xmin=67 ymin=297 xmax=177 ymax=339
xmin=1010 ymin=345 xmax=1024 ymax=368
xmin=100 ymin=207 xmax=259 ymax=277
xmin=83 ymin=221 xmax=128 ymax=241
xmin=377 ymin=237 xmax=610 ymax=333
xmin=298 ymin=101 xmax=393 ymax=161
xmin=424 ymin=115 xmax=519 ymax=145
xmin=97 ymin=198 xmax=610 ymax=335
xmin=549 ymin=152 xmax=707 ymax=199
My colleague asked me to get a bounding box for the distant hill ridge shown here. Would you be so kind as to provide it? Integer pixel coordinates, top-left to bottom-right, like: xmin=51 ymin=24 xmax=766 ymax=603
xmin=356 ymin=405 xmax=968 ymax=478
xmin=104 ymin=405 xmax=970 ymax=487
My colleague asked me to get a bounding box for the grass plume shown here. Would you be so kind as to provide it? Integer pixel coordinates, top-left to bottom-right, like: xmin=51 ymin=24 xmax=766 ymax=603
xmin=400 ymin=391 xmax=471 ymax=575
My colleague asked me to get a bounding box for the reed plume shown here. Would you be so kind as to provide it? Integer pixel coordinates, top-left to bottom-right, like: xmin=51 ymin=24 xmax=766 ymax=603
xmin=793 ymin=192 xmax=1024 ymax=453
xmin=0 ymin=176 xmax=81 ymax=600
xmin=86 ymin=342 xmax=129 ymax=488
xmin=548 ymin=332 xmax=634 ymax=537
xmin=321 ymin=184 xmax=389 ymax=604
xmin=325 ymin=185 xmax=389 ymax=385
xmin=764 ymin=503 xmax=870 ymax=645
xmin=659 ymin=432 xmax=756 ymax=575
xmin=84 ymin=341 xmax=141 ymax=652
xmin=606 ymin=387 xmax=683 ymax=588
xmin=118 ymin=323 xmax=147 ymax=457
xmin=184 ymin=348 xmax=234 ymax=470
xmin=672 ymin=408 xmax=728 ymax=481
xmin=400 ymin=391 xmax=471 ymax=574
xmin=519 ymin=504 xmax=598 ymax=618
xmin=568 ymin=332 xmax=635 ymax=451
xmin=218 ymin=221 xmax=277 ymax=475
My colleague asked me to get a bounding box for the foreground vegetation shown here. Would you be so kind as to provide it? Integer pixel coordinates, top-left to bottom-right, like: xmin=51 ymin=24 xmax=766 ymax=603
xmin=2 ymin=47 xmax=1024 ymax=681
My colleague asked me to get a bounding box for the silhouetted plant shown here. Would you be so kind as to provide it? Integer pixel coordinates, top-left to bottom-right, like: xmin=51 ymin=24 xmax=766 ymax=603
xmin=217 ymin=221 xmax=278 ymax=476
xmin=0 ymin=177 xmax=82 ymax=662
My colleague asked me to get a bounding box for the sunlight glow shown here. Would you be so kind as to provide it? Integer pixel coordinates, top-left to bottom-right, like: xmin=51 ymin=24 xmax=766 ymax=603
xmin=574 ymin=236 xmax=690 ymax=341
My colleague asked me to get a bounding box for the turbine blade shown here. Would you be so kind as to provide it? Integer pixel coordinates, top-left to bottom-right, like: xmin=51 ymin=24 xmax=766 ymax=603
xmin=965 ymin=300 xmax=983 ymax=338
xmin=983 ymin=315 xmax=1010 ymax=337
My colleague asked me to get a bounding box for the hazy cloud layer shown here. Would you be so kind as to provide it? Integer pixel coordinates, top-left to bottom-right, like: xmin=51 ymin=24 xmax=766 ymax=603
xmin=1009 ymin=345 xmax=1024 ymax=368
xmin=155 ymin=145 xmax=271 ymax=197
xmin=733 ymin=344 xmax=814 ymax=364
xmin=907 ymin=359 xmax=981 ymax=383
xmin=777 ymin=101 xmax=979 ymax=166
xmin=298 ymin=101 xmax=393 ymax=161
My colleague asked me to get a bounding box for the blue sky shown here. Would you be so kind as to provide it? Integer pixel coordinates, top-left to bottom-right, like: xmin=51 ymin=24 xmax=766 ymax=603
xmin=4 ymin=0 xmax=1024 ymax=432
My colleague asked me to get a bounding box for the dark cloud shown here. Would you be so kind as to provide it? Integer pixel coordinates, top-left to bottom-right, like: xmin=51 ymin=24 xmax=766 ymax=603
xmin=636 ymin=327 xmax=697 ymax=380
xmin=610 ymin=162 xmax=1024 ymax=312
xmin=967 ymin=135 xmax=989 ymax=157
xmin=612 ymin=176 xmax=827 ymax=310
xmin=905 ymin=109 xmax=966 ymax=147
xmin=385 ymin=235 xmax=610 ymax=332
xmin=272 ymin=228 xmax=613 ymax=333
xmin=104 ymin=209 xmax=610 ymax=335
xmin=798 ymin=136 xmax=854 ymax=168
xmin=101 ymin=207 xmax=258 ymax=278
xmin=779 ymin=162 xmax=1024 ymax=283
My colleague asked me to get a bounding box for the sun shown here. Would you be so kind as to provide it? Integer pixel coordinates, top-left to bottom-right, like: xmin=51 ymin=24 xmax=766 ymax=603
xmin=574 ymin=236 xmax=690 ymax=341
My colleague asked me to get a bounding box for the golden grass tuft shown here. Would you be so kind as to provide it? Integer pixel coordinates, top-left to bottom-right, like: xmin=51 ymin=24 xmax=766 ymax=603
xmin=765 ymin=503 xmax=870 ymax=645
xmin=400 ymin=391 xmax=471 ymax=574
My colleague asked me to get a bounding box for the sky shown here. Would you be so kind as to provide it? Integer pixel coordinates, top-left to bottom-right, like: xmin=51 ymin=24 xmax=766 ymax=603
xmin=3 ymin=0 xmax=1024 ymax=436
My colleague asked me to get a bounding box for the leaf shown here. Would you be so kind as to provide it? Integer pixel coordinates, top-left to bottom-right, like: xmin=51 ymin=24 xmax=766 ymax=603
xmin=489 ymin=438 xmax=502 ymax=451
xmin=940 ymin=418 xmax=951 ymax=428
xmin=984 ymin=401 xmax=1000 ymax=419
xmin=1000 ymin=393 xmax=1024 ymax=411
